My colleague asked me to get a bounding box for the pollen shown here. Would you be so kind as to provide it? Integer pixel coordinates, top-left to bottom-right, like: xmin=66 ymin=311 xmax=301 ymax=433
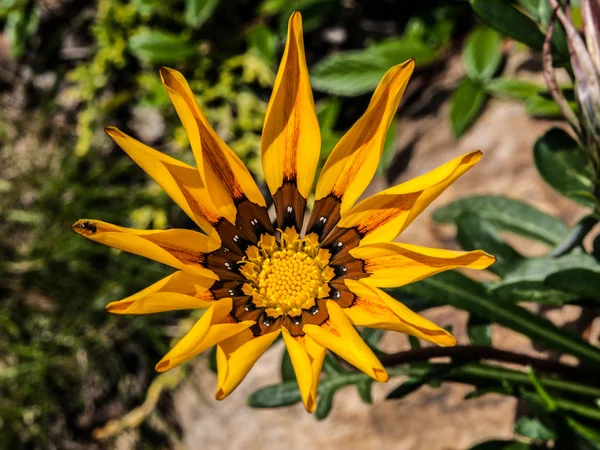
xmin=240 ymin=228 xmax=335 ymax=318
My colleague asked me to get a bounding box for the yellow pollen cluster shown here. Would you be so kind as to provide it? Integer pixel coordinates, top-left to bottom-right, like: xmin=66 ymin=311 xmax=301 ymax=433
xmin=240 ymin=228 xmax=335 ymax=318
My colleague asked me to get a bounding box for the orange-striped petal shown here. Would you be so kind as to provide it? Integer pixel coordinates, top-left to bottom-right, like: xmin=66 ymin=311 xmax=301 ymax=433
xmin=261 ymin=12 xmax=320 ymax=230
xmin=325 ymin=151 xmax=481 ymax=248
xmin=307 ymin=60 xmax=414 ymax=238
xmin=106 ymin=271 xmax=216 ymax=314
xmin=156 ymin=298 xmax=254 ymax=372
xmin=160 ymin=68 xmax=272 ymax=240
xmin=351 ymin=242 xmax=495 ymax=288
xmin=344 ymin=280 xmax=456 ymax=347
xmin=71 ymin=219 xmax=219 ymax=279
xmin=304 ymin=300 xmax=388 ymax=382
xmin=281 ymin=328 xmax=326 ymax=412
xmin=105 ymin=126 xmax=222 ymax=240
xmin=216 ymin=328 xmax=281 ymax=399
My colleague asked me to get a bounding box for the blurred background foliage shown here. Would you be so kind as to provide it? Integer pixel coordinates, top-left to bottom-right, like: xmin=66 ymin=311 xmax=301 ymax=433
xmin=1 ymin=0 xmax=600 ymax=449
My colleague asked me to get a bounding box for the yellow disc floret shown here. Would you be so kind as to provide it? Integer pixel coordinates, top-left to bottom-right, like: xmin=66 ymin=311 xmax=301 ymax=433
xmin=240 ymin=228 xmax=335 ymax=318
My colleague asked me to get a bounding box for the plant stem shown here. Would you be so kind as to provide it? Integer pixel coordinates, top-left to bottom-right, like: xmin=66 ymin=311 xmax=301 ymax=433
xmin=380 ymin=345 xmax=600 ymax=383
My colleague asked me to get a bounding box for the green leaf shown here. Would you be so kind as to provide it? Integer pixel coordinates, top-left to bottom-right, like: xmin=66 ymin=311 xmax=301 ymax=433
xmin=247 ymin=380 xmax=302 ymax=408
xmin=311 ymin=37 xmax=437 ymax=96
xmin=470 ymin=0 xmax=545 ymax=49
xmin=462 ymin=27 xmax=502 ymax=82
xmin=5 ymin=5 xmax=39 ymax=59
xmin=433 ymin=195 xmax=569 ymax=245
xmin=467 ymin=315 xmax=492 ymax=345
xmin=515 ymin=416 xmax=557 ymax=440
xmin=280 ymin=348 xmax=295 ymax=382
xmin=246 ymin=24 xmax=277 ymax=65
xmin=316 ymin=98 xmax=341 ymax=132
xmin=387 ymin=364 xmax=462 ymax=400
xmin=527 ymin=367 xmax=557 ymax=411
xmin=524 ymin=95 xmax=578 ymax=118
xmin=533 ymin=127 xmax=594 ymax=206
xmin=485 ymin=78 xmax=542 ymax=100
xmin=185 ymin=0 xmax=219 ymax=28
xmin=397 ymin=271 xmax=600 ymax=366
xmin=456 ymin=212 xmax=521 ymax=277
xmin=545 ymin=268 xmax=600 ymax=302
xmin=450 ymin=77 xmax=487 ymax=137
xmin=356 ymin=379 xmax=373 ymax=404
xmin=315 ymin=385 xmax=335 ymax=420
xmin=491 ymin=249 xmax=599 ymax=303
xmin=129 ymin=30 xmax=197 ymax=64
xmin=377 ymin=117 xmax=398 ymax=175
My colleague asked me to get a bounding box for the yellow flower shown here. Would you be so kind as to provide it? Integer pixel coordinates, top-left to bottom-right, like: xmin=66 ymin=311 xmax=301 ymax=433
xmin=72 ymin=12 xmax=495 ymax=413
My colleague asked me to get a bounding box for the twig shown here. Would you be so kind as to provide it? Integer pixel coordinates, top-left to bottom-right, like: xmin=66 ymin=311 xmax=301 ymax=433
xmin=379 ymin=345 xmax=600 ymax=383
xmin=92 ymin=366 xmax=186 ymax=440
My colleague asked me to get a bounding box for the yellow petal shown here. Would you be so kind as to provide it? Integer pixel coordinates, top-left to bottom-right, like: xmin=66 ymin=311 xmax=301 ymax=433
xmin=215 ymin=328 xmax=281 ymax=400
xmin=261 ymin=12 xmax=320 ymax=229
xmin=344 ymin=280 xmax=456 ymax=347
xmin=304 ymin=301 xmax=388 ymax=382
xmin=307 ymin=61 xmax=414 ymax=237
xmin=281 ymin=328 xmax=326 ymax=413
xmin=329 ymin=151 xmax=481 ymax=247
xmin=106 ymin=271 xmax=216 ymax=314
xmin=72 ymin=219 xmax=219 ymax=279
xmin=351 ymin=242 xmax=495 ymax=288
xmin=156 ymin=297 xmax=254 ymax=372
xmin=105 ymin=126 xmax=221 ymax=240
xmin=160 ymin=68 xmax=271 ymax=239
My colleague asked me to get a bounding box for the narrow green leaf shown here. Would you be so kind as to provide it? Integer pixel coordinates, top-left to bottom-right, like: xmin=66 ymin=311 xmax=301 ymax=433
xmin=491 ymin=281 xmax=577 ymax=305
xmin=129 ymin=30 xmax=197 ymax=63
xmin=533 ymin=127 xmax=594 ymax=206
xmin=467 ymin=315 xmax=493 ymax=346
xmin=433 ymin=195 xmax=569 ymax=245
xmin=185 ymin=0 xmax=219 ymax=28
xmin=515 ymin=416 xmax=557 ymax=440
xmin=485 ymin=78 xmax=542 ymax=100
xmin=280 ymin=348 xmax=295 ymax=382
xmin=525 ymin=95 xmax=578 ymax=118
xmin=246 ymin=24 xmax=277 ymax=65
xmin=311 ymin=37 xmax=437 ymax=96
xmin=528 ymin=367 xmax=557 ymax=411
xmin=462 ymin=27 xmax=503 ymax=82
xmin=247 ymin=380 xmax=302 ymax=408
xmin=315 ymin=385 xmax=335 ymax=420
xmin=316 ymin=98 xmax=341 ymax=132
xmin=470 ymin=0 xmax=545 ymax=49
xmin=397 ymin=272 xmax=600 ymax=366
xmin=387 ymin=364 xmax=461 ymax=399
xmin=356 ymin=379 xmax=373 ymax=404
xmin=450 ymin=77 xmax=487 ymax=138
xmin=456 ymin=212 xmax=521 ymax=277
xmin=545 ymin=268 xmax=600 ymax=302
xmin=408 ymin=335 xmax=421 ymax=349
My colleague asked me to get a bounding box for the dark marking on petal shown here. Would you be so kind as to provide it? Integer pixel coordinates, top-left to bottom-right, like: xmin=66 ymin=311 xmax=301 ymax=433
xmin=230 ymin=296 xmax=263 ymax=322
xmin=283 ymin=315 xmax=304 ymax=337
xmin=306 ymin=194 xmax=341 ymax=240
xmin=214 ymin=218 xmax=253 ymax=254
xmin=321 ymin=226 xmax=364 ymax=258
xmin=330 ymin=252 xmax=367 ymax=279
xmin=205 ymin=247 xmax=244 ymax=281
xmin=208 ymin=280 xmax=244 ymax=299
xmin=329 ymin=280 xmax=357 ymax=308
xmin=250 ymin=312 xmax=282 ymax=337
xmin=234 ymin=197 xmax=274 ymax=243
xmin=302 ymin=299 xmax=329 ymax=326
xmin=272 ymin=179 xmax=306 ymax=232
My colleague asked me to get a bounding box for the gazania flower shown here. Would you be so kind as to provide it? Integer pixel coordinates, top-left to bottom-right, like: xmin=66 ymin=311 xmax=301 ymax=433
xmin=72 ymin=12 xmax=495 ymax=412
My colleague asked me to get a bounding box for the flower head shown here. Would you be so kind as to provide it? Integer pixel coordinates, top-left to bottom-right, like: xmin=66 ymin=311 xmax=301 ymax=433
xmin=72 ymin=12 xmax=495 ymax=412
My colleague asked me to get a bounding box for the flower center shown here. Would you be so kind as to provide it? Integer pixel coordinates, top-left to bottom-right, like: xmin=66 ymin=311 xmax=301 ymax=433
xmin=240 ymin=228 xmax=334 ymax=318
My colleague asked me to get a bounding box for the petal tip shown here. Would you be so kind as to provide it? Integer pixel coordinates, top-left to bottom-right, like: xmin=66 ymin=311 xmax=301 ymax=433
xmin=215 ymin=388 xmax=226 ymax=401
xmin=105 ymin=300 xmax=133 ymax=314
xmin=305 ymin=394 xmax=316 ymax=413
xmin=159 ymin=66 xmax=179 ymax=86
xmin=155 ymin=360 xmax=171 ymax=372
xmin=104 ymin=126 xmax=124 ymax=139
xmin=71 ymin=219 xmax=97 ymax=237
xmin=373 ymin=368 xmax=389 ymax=382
